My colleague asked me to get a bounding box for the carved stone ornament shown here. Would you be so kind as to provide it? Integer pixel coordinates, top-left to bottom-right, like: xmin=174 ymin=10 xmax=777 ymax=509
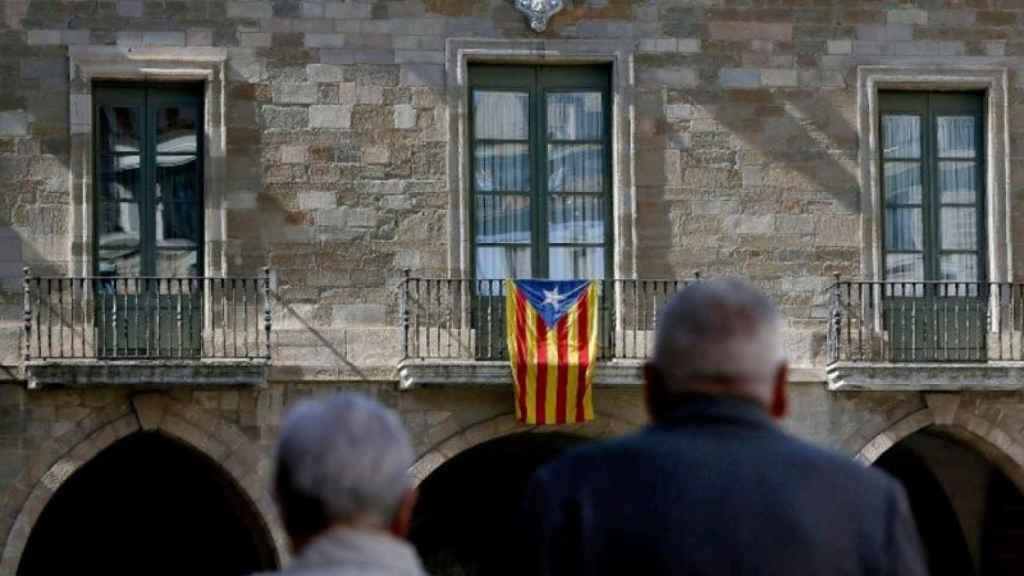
xmin=514 ymin=0 xmax=564 ymax=32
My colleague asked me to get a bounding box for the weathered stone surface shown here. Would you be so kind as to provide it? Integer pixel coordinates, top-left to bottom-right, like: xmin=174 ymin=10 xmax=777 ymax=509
xmin=393 ymin=104 xmax=416 ymax=129
xmin=3 ymin=5 xmax=1024 ymax=569
xmin=0 ymin=110 xmax=30 ymax=136
xmin=308 ymin=105 xmax=351 ymax=128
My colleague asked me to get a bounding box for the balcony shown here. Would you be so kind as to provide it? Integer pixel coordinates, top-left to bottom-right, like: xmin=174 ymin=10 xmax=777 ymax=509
xmin=22 ymin=269 xmax=272 ymax=389
xmin=397 ymin=277 xmax=692 ymax=389
xmin=826 ymin=280 xmax=1024 ymax=391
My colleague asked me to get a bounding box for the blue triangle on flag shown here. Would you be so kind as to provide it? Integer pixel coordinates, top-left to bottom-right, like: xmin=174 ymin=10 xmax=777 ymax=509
xmin=514 ymin=279 xmax=590 ymax=327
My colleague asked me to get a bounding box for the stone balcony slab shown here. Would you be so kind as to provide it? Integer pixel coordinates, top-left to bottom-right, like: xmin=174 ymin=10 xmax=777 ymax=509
xmin=397 ymin=359 xmax=646 ymax=390
xmin=399 ymin=360 xmax=826 ymax=390
xmin=827 ymin=361 xmax=1024 ymax=392
xmin=25 ymin=359 xmax=269 ymax=390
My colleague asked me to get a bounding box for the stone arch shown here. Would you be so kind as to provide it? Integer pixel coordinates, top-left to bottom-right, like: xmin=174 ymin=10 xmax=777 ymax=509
xmin=0 ymin=393 xmax=286 ymax=575
xmin=410 ymin=410 xmax=639 ymax=485
xmin=852 ymin=395 xmax=1024 ymax=491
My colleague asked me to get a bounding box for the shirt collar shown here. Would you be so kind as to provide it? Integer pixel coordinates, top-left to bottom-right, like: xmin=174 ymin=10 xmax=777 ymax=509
xmin=653 ymin=393 xmax=776 ymax=431
xmin=288 ymin=527 xmax=425 ymax=576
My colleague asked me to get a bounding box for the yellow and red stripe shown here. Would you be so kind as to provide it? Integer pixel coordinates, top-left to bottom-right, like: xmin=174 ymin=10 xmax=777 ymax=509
xmin=506 ymin=280 xmax=598 ymax=424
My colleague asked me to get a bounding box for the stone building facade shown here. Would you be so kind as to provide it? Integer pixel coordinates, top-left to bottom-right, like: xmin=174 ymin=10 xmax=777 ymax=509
xmin=2 ymin=1 xmax=1024 ymax=574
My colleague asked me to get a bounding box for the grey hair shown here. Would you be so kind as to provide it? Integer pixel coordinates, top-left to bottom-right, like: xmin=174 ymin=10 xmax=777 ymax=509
xmin=653 ymin=278 xmax=786 ymax=388
xmin=273 ymin=393 xmax=414 ymax=540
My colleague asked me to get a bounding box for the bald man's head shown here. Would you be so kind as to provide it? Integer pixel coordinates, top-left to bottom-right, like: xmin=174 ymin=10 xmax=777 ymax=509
xmin=645 ymin=278 xmax=788 ymax=420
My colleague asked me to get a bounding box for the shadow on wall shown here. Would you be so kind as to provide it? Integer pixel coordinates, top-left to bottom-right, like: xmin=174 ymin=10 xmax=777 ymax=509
xmin=635 ymin=82 xmax=860 ymax=280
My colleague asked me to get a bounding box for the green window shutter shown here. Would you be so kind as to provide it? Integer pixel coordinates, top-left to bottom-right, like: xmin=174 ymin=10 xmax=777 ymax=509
xmin=879 ymin=91 xmax=985 ymax=284
xmin=469 ymin=65 xmax=612 ymax=281
xmin=879 ymin=91 xmax=987 ymax=362
xmin=93 ymin=83 xmax=204 ymax=278
xmin=92 ymin=83 xmax=204 ymax=358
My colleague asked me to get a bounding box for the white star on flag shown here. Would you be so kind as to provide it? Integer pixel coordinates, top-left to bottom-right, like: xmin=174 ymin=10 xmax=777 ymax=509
xmin=541 ymin=287 xmax=567 ymax=311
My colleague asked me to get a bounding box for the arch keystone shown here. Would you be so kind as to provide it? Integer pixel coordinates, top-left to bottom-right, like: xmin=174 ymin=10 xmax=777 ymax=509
xmin=131 ymin=393 xmax=168 ymax=430
xmin=925 ymin=393 xmax=960 ymax=425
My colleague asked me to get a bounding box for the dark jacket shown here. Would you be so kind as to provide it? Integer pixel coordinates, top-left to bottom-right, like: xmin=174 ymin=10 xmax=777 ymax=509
xmin=521 ymin=395 xmax=927 ymax=576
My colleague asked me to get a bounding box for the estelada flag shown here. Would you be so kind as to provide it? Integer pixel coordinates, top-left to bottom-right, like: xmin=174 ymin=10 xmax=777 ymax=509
xmin=505 ymin=279 xmax=598 ymax=424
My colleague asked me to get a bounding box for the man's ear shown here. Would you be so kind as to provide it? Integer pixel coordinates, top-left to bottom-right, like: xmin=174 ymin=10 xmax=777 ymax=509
xmin=769 ymin=363 xmax=788 ymax=420
xmin=390 ymin=487 xmax=418 ymax=539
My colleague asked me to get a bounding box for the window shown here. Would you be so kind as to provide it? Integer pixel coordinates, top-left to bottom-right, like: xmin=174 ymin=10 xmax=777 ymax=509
xmin=93 ymin=83 xmax=204 ymax=357
xmin=880 ymin=92 xmax=985 ymax=286
xmin=94 ymin=83 xmax=203 ymax=278
xmin=879 ymin=92 xmax=986 ymax=361
xmin=469 ymin=65 xmax=611 ymax=281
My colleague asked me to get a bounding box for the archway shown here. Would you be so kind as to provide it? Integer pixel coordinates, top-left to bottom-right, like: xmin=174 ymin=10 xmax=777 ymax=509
xmin=410 ymin=431 xmax=589 ymax=576
xmin=17 ymin=432 xmax=278 ymax=575
xmin=874 ymin=429 xmax=1024 ymax=576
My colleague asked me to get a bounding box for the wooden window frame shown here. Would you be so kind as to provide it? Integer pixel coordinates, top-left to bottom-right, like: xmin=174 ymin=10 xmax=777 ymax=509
xmin=468 ymin=64 xmax=613 ymax=280
xmin=92 ymin=82 xmax=205 ymax=278
xmin=879 ymin=91 xmax=986 ymax=285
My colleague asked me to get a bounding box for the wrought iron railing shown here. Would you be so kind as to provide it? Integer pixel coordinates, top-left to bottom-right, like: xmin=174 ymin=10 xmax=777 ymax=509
xmin=827 ymin=279 xmax=1024 ymax=364
xmin=23 ymin=268 xmax=272 ymax=361
xmin=399 ymin=276 xmax=694 ymax=361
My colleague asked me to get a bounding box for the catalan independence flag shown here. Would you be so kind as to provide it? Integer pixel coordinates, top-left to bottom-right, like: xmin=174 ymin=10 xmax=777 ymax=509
xmin=505 ymin=279 xmax=598 ymax=425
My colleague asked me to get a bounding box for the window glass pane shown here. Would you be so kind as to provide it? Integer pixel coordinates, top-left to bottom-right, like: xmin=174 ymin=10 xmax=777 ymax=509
xmin=940 ymin=207 xmax=978 ymax=250
xmin=885 ymin=253 xmax=924 ymax=282
xmin=98 ymin=155 xmax=140 ymax=204
xmin=157 ymin=106 xmax=198 ymax=154
xmin=475 ymin=195 xmax=531 ymax=244
xmin=937 ymin=116 xmax=976 ymax=158
xmin=99 ymin=106 xmax=140 ymax=154
xmin=885 ymin=207 xmax=923 ymax=251
xmin=548 ymin=195 xmax=605 ymax=243
xmin=157 ymin=200 xmax=199 ymax=247
xmin=939 ymin=254 xmax=979 ymax=283
xmin=549 ymin=247 xmax=605 ymax=280
xmin=548 ymin=144 xmax=604 ymax=193
xmin=882 ymin=115 xmax=921 ymax=159
xmin=156 ymin=156 xmax=200 ymax=247
xmin=156 ymin=249 xmax=199 ymax=277
xmin=938 ymin=161 xmax=977 ymax=204
xmin=476 ymin=246 xmax=531 ymax=280
xmin=97 ymin=143 xmax=142 ymax=277
xmin=884 ymin=162 xmax=922 ymax=204
xmin=473 ymin=91 xmax=529 ymax=140
xmin=474 ymin=143 xmax=530 ymax=192
xmin=98 ymin=201 xmax=141 ymax=274
xmin=547 ymin=92 xmax=603 ymax=140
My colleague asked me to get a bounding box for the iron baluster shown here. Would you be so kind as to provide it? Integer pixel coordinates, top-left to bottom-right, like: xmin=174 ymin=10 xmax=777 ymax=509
xmin=242 ymin=278 xmax=248 ymax=357
xmin=177 ymin=278 xmax=184 ymax=358
xmin=46 ymin=279 xmax=52 ymax=358
xmin=264 ymin=268 xmax=273 ymax=360
xmin=23 ymin=268 xmax=30 ymax=361
xmin=231 ymin=278 xmax=238 ymax=357
xmin=221 ymin=278 xmax=227 ymax=358
xmin=400 ymin=270 xmax=410 ymax=360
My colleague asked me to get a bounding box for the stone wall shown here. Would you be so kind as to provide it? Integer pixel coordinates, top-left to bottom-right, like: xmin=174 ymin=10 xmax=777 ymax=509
xmin=0 ymin=1 xmax=1022 ymax=374
xmin=4 ymin=0 xmax=1024 ymax=572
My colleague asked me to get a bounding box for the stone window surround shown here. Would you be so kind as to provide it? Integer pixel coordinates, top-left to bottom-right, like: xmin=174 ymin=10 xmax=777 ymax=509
xmin=67 ymin=46 xmax=228 ymax=278
xmin=857 ymin=66 xmax=1012 ymax=284
xmin=445 ymin=38 xmax=638 ymax=279
xmin=831 ymin=67 xmax=1015 ymax=391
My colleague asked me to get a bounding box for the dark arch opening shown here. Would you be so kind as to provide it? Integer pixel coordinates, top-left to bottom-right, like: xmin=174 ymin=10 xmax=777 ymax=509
xmin=18 ymin=431 xmax=278 ymax=576
xmin=410 ymin=432 xmax=588 ymax=576
xmin=875 ymin=429 xmax=1024 ymax=576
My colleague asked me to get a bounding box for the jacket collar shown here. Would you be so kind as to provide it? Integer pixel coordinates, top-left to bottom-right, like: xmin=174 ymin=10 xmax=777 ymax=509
xmin=287 ymin=527 xmax=425 ymax=576
xmin=653 ymin=393 xmax=776 ymax=431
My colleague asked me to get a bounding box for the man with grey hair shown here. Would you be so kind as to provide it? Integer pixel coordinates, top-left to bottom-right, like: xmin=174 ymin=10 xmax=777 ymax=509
xmin=265 ymin=393 xmax=426 ymax=576
xmin=521 ymin=278 xmax=927 ymax=575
